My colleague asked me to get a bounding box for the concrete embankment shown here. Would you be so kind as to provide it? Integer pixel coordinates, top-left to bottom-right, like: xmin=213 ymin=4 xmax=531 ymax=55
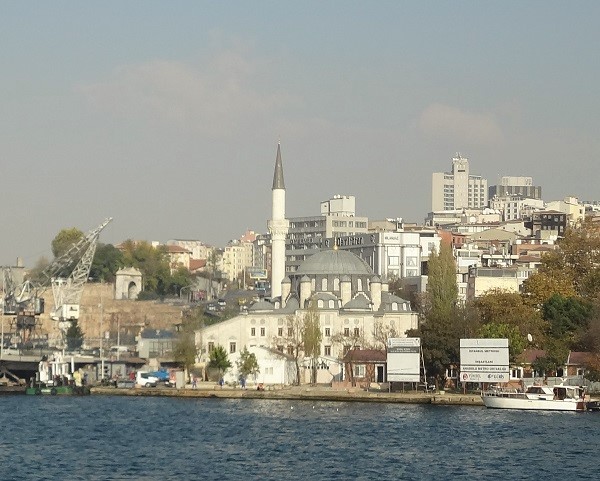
xmin=90 ymin=386 xmax=484 ymax=406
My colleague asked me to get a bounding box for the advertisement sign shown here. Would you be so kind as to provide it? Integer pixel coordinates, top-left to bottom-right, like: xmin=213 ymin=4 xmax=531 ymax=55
xmin=387 ymin=337 xmax=421 ymax=382
xmin=460 ymin=338 xmax=509 ymax=383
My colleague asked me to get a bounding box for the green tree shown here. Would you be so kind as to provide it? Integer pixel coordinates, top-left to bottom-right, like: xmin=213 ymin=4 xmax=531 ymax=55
xmin=208 ymin=345 xmax=232 ymax=379
xmin=89 ymin=243 xmax=124 ymax=283
xmin=52 ymin=228 xmax=85 ymax=258
xmin=542 ymin=294 xmax=591 ymax=344
xmin=120 ymin=240 xmax=171 ymax=295
xmin=302 ymin=302 xmax=322 ymax=385
xmin=236 ymin=347 xmax=260 ymax=384
xmin=478 ymin=322 xmax=527 ymax=363
xmin=425 ymin=243 xmax=458 ymax=318
xmin=173 ymin=331 xmax=198 ymax=374
xmin=65 ymin=319 xmax=84 ymax=351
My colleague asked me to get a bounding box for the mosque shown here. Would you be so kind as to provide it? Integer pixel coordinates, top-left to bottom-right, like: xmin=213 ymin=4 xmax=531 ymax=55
xmin=196 ymin=144 xmax=418 ymax=385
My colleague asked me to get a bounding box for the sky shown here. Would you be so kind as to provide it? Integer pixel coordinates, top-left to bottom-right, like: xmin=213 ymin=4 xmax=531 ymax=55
xmin=1 ymin=2 xmax=599 ymax=266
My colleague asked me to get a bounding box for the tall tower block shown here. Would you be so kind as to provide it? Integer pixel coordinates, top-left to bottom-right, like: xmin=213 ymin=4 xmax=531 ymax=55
xmin=267 ymin=143 xmax=289 ymax=299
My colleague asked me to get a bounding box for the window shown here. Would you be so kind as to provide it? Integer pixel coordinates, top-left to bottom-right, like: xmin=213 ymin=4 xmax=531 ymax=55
xmin=276 ymin=345 xmax=283 ymax=352
xmin=343 ymin=345 xmax=351 ymax=355
xmin=287 ymin=345 xmax=294 ymax=355
xmin=344 ymin=327 xmax=350 ymax=336
xmin=353 ymin=365 xmax=365 ymax=377
xmin=250 ymin=328 xmax=256 ymax=337
xmin=288 ymin=327 xmax=293 ymax=337
xmin=229 ymin=342 xmax=237 ymax=354
xmin=324 ymin=345 xmax=331 ymax=356
xmin=325 ymin=328 xmax=331 ymax=337
xmin=388 ymin=256 xmax=399 ymax=266
xmin=321 ymin=278 xmax=327 ymax=291
xmin=278 ymin=327 xmax=283 ymax=337
xmin=260 ymin=327 xmax=265 ymax=336
xmin=354 ymin=327 xmax=360 ymax=337
xmin=208 ymin=342 xmax=215 ymax=353
xmin=406 ymin=256 xmax=417 ymax=267
xmin=510 ymin=367 xmax=523 ymax=380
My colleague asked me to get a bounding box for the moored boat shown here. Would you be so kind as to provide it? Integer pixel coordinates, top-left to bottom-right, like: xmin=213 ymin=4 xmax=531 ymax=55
xmin=25 ymin=352 xmax=90 ymax=396
xmin=482 ymin=384 xmax=587 ymax=411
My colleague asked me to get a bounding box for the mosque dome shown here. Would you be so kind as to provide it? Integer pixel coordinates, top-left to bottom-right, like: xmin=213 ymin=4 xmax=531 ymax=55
xmin=295 ymin=249 xmax=373 ymax=277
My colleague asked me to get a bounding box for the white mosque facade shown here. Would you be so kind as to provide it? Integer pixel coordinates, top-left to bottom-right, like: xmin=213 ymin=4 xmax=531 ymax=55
xmin=196 ymin=144 xmax=419 ymax=385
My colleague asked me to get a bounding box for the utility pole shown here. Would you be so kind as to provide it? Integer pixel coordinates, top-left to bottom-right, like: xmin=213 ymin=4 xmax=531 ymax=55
xmin=99 ymin=286 xmax=104 ymax=380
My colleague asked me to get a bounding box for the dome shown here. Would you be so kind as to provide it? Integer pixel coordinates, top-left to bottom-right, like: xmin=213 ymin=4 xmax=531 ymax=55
xmin=296 ymin=249 xmax=373 ymax=276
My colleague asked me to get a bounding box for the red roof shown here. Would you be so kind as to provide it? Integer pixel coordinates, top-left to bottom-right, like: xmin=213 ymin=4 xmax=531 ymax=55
xmin=165 ymin=245 xmax=191 ymax=254
xmin=342 ymin=349 xmax=386 ymax=363
xmin=189 ymin=259 xmax=207 ymax=271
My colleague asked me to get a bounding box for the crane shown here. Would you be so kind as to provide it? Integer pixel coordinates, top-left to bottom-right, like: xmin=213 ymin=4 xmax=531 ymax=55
xmin=2 ymin=218 xmax=112 ymax=348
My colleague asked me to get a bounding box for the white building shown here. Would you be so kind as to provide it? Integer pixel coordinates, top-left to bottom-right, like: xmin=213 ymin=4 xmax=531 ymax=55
xmin=286 ymin=194 xmax=369 ymax=273
xmin=196 ymin=145 xmax=418 ymax=386
xmin=431 ymin=154 xmax=488 ymax=211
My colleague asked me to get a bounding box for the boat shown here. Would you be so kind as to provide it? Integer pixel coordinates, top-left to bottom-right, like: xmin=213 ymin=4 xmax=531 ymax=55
xmin=482 ymin=384 xmax=587 ymax=411
xmin=25 ymin=352 xmax=90 ymax=396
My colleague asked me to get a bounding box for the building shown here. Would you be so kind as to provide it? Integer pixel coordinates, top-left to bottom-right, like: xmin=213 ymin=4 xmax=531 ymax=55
xmin=196 ymin=145 xmax=418 ymax=386
xmin=489 ymin=196 xmax=545 ymax=221
xmin=431 ymin=154 xmax=488 ymax=211
xmin=488 ymin=176 xmax=542 ymax=200
xmin=285 ymin=194 xmax=369 ymax=273
xmin=222 ymin=232 xmax=255 ymax=282
xmin=546 ymin=196 xmax=585 ymax=226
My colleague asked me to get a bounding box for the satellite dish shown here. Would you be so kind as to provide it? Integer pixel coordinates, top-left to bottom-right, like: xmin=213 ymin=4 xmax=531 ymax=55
xmin=527 ymin=334 xmax=533 ymax=342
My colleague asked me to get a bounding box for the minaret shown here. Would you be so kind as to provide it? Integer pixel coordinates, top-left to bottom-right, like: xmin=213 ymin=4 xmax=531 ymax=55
xmin=267 ymin=142 xmax=289 ymax=299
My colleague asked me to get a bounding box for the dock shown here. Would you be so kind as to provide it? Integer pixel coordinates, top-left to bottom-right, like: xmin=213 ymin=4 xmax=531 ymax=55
xmin=90 ymin=385 xmax=484 ymax=406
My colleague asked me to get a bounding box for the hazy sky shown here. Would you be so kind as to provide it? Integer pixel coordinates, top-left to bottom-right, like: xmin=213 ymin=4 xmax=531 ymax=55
xmin=1 ymin=2 xmax=598 ymax=266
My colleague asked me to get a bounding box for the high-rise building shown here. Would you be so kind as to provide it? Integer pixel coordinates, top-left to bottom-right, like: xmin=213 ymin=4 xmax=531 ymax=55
xmin=488 ymin=176 xmax=542 ymax=200
xmin=285 ymin=195 xmax=369 ymax=273
xmin=431 ymin=154 xmax=488 ymax=211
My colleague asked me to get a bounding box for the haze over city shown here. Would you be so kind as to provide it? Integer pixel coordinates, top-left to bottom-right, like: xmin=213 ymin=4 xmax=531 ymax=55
xmin=1 ymin=2 xmax=598 ymax=266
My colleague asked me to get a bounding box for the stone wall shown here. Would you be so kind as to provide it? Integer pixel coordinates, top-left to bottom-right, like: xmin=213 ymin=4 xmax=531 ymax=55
xmin=37 ymin=283 xmax=184 ymax=347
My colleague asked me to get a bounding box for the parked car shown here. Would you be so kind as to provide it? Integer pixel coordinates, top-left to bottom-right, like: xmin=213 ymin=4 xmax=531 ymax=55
xmin=136 ymin=371 xmax=159 ymax=387
xmin=149 ymin=369 xmax=173 ymax=387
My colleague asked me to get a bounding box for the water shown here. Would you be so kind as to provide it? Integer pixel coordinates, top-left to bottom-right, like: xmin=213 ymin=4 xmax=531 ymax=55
xmin=1 ymin=395 xmax=598 ymax=480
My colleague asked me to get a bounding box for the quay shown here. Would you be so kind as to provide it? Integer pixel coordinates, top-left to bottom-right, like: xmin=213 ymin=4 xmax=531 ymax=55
xmin=90 ymin=384 xmax=484 ymax=406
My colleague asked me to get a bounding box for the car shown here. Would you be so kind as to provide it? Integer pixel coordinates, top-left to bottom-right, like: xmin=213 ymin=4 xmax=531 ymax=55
xmin=149 ymin=369 xmax=173 ymax=386
xmin=135 ymin=371 xmax=159 ymax=387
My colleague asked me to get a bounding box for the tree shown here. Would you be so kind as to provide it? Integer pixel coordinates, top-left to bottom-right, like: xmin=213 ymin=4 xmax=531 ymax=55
xmin=119 ymin=240 xmax=171 ymax=295
xmin=65 ymin=319 xmax=84 ymax=351
xmin=478 ymin=322 xmax=526 ymax=363
xmin=274 ymin=314 xmax=304 ymax=385
xmin=542 ymin=294 xmax=591 ymax=344
xmin=173 ymin=322 xmax=199 ymax=374
xmin=302 ymin=302 xmax=322 ymax=384
xmin=236 ymin=347 xmax=260 ymax=384
xmin=425 ymin=243 xmax=458 ymax=318
xmin=208 ymin=345 xmax=232 ymax=379
xmin=523 ymin=220 xmax=600 ymax=301
xmin=474 ymin=289 xmax=546 ymax=344
xmin=89 ymin=243 xmax=124 ymax=283
xmin=521 ymin=270 xmax=577 ymax=308
xmin=52 ymin=228 xmax=84 ymax=258
xmin=372 ymin=319 xmax=400 ymax=352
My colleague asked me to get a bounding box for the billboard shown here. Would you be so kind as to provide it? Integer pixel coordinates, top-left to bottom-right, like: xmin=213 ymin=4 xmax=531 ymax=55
xmin=247 ymin=267 xmax=268 ymax=280
xmin=387 ymin=337 xmax=421 ymax=382
xmin=460 ymin=338 xmax=509 ymax=383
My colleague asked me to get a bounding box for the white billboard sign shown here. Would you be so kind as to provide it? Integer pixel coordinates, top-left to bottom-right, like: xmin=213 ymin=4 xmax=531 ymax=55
xmin=387 ymin=337 xmax=421 ymax=382
xmin=460 ymin=338 xmax=509 ymax=383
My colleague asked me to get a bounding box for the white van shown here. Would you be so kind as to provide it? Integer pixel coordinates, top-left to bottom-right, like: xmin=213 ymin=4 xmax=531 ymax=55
xmin=136 ymin=371 xmax=159 ymax=387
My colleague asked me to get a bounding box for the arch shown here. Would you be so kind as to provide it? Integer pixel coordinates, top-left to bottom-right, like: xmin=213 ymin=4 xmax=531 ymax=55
xmin=127 ymin=281 xmax=138 ymax=300
xmin=321 ymin=278 xmax=328 ymax=291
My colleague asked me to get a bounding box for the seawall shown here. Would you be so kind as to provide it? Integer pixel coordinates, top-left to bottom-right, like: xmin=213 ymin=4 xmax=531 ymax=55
xmin=90 ymin=386 xmax=484 ymax=406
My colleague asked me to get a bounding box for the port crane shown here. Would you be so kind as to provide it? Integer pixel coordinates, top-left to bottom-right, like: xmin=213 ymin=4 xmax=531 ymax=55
xmin=2 ymin=218 xmax=112 ymax=348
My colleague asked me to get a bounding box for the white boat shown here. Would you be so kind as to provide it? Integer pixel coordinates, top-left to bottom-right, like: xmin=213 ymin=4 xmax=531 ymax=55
xmin=482 ymin=384 xmax=587 ymax=411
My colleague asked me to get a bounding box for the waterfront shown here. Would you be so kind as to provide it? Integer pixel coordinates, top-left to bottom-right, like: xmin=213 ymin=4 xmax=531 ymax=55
xmin=2 ymin=396 xmax=599 ymax=480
